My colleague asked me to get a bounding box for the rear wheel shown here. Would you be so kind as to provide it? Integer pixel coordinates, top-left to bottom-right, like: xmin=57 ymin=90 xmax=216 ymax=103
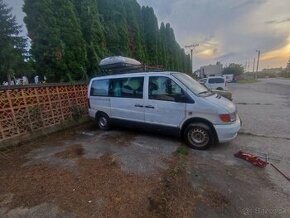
xmin=184 ymin=123 xmax=214 ymax=150
xmin=216 ymin=87 xmax=224 ymax=90
xmin=96 ymin=113 xmax=110 ymax=131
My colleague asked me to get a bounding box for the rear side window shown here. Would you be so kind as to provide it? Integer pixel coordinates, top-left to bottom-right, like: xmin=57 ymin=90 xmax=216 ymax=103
xmin=90 ymin=79 xmax=109 ymax=96
xmin=208 ymin=78 xmax=224 ymax=84
xmin=109 ymin=77 xmax=144 ymax=99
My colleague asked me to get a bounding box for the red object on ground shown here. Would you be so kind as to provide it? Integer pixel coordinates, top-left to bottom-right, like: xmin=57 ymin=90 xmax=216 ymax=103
xmin=234 ymin=151 xmax=268 ymax=168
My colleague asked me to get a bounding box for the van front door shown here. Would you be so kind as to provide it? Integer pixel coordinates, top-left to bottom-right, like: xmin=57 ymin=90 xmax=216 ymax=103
xmin=109 ymin=76 xmax=145 ymax=122
xmin=145 ymin=76 xmax=187 ymax=128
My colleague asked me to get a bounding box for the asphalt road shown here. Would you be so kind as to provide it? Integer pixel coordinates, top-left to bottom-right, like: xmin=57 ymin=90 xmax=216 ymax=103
xmin=1 ymin=78 xmax=290 ymax=217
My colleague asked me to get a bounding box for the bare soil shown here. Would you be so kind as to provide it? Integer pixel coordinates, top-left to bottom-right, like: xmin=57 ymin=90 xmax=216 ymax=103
xmin=0 ymin=140 xmax=214 ymax=218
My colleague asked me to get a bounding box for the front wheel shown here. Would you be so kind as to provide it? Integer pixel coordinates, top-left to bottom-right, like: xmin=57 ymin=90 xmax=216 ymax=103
xmin=96 ymin=113 xmax=110 ymax=131
xmin=184 ymin=123 xmax=214 ymax=150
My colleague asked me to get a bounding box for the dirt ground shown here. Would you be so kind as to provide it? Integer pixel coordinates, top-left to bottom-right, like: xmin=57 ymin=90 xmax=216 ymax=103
xmin=1 ymin=78 xmax=290 ymax=218
xmin=0 ymin=125 xmax=227 ymax=218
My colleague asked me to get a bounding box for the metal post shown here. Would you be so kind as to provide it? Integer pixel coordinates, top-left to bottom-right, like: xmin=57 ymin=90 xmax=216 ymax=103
xmin=190 ymin=49 xmax=193 ymax=74
xmin=256 ymin=50 xmax=261 ymax=74
xmin=253 ymin=58 xmax=256 ymax=79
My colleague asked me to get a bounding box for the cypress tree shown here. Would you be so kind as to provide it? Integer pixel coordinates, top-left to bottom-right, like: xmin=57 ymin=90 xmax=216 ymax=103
xmin=97 ymin=0 xmax=130 ymax=56
xmin=73 ymin=0 xmax=107 ymax=76
xmin=124 ymin=0 xmax=146 ymax=62
xmin=24 ymin=0 xmax=87 ymax=82
xmin=141 ymin=6 xmax=159 ymax=66
xmin=0 ymin=0 xmax=27 ymax=84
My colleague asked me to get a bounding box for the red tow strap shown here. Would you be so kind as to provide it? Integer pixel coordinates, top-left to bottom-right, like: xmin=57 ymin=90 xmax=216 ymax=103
xmin=234 ymin=151 xmax=268 ymax=168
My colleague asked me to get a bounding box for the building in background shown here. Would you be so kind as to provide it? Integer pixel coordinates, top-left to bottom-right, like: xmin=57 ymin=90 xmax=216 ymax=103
xmin=194 ymin=62 xmax=223 ymax=78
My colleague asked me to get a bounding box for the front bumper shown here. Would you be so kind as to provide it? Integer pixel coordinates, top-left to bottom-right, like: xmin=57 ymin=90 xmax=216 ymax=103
xmin=214 ymin=115 xmax=241 ymax=143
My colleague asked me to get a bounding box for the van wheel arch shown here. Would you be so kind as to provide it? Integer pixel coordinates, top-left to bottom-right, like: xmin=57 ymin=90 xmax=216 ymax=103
xmin=181 ymin=118 xmax=218 ymax=145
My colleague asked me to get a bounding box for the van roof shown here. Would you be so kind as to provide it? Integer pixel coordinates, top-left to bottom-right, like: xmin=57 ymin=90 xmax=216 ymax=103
xmin=91 ymin=71 xmax=182 ymax=80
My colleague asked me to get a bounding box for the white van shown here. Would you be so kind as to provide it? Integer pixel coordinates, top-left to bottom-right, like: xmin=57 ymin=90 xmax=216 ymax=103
xmin=88 ymin=72 xmax=241 ymax=150
xmin=199 ymin=76 xmax=227 ymax=90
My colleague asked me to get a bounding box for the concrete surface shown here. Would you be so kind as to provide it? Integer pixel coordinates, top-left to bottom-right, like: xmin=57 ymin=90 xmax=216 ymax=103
xmin=1 ymin=78 xmax=290 ymax=217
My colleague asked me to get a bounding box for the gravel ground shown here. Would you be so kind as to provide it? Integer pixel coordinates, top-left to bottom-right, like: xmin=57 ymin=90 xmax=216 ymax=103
xmin=1 ymin=78 xmax=290 ymax=217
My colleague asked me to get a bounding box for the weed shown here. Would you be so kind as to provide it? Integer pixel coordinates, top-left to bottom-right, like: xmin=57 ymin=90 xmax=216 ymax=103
xmin=176 ymin=146 xmax=189 ymax=156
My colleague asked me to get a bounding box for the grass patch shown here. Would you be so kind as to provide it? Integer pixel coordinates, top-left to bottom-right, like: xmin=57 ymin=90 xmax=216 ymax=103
xmin=176 ymin=146 xmax=189 ymax=156
xmin=237 ymin=79 xmax=258 ymax=84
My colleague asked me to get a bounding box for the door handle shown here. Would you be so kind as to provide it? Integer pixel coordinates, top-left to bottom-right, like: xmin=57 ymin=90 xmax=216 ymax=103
xmin=135 ymin=104 xmax=144 ymax=108
xmin=145 ymin=105 xmax=155 ymax=109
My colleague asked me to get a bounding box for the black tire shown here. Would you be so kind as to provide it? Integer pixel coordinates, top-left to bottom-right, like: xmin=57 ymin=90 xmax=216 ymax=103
xmin=96 ymin=113 xmax=110 ymax=131
xmin=183 ymin=123 xmax=214 ymax=150
xmin=216 ymin=87 xmax=224 ymax=90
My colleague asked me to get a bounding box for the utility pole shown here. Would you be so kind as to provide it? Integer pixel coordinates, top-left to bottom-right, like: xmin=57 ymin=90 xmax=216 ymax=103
xmin=185 ymin=43 xmax=199 ymax=74
xmin=245 ymin=61 xmax=248 ymax=72
xmin=253 ymin=58 xmax=256 ymax=79
xmin=256 ymin=50 xmax=261 ymax=73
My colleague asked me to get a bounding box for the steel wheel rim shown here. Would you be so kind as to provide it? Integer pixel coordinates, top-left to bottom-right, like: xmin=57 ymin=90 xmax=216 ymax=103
xmin=99 ymin=117 xmax=108 ymax=128
xmin=188 ymin=127 xmax=209 ymax=147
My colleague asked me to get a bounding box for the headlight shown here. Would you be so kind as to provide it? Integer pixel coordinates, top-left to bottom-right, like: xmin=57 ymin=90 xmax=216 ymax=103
xmin=219 ymin=112 xmax=236 ymax=123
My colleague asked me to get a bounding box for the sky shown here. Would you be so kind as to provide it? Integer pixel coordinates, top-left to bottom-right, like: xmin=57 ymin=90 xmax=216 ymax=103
xmin=5 ymin=0 xmax=290 ymax=71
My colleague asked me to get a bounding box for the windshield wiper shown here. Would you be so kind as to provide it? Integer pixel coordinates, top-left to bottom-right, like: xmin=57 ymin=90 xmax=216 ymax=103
xmin=198 ymin=91 xmax=210 ymax=95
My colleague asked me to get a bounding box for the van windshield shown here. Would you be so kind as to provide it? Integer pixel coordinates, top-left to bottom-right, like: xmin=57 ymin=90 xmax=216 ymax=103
xmin=172 ymin=73 xmax=213 ymax=97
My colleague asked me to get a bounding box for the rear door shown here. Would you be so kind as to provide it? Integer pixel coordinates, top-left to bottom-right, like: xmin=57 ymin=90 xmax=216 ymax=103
xmin=144 ymin=76 xmax=187 ymax=127
xmin=109 ymin=76 xmax=145 ymax=122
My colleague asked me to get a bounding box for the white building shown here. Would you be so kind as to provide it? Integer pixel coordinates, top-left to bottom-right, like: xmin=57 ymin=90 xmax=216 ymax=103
xmin=195 ymin=62 xmax=223 ymax=78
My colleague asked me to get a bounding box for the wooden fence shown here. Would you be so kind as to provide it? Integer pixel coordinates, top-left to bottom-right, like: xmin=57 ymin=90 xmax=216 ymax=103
xmin=0 ymin=84 xmax=88 ymax=143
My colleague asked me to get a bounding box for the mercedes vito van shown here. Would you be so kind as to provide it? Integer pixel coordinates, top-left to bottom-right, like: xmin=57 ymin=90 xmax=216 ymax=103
xmin=88 ymin=72 xmax=241 ymax=150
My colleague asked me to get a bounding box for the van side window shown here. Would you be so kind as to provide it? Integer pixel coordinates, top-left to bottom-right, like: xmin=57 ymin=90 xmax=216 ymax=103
xmin=149 ymin=76 xmax=184 ymax=102
xmin=90 ymin=79 xmax=109 ymax=96
xmin=109 ymin=77 xmax=144 ymax=99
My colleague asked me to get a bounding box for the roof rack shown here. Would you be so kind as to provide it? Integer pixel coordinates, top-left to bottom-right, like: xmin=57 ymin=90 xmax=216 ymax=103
xmin=99 ymin=56 xmax=164 ymax=76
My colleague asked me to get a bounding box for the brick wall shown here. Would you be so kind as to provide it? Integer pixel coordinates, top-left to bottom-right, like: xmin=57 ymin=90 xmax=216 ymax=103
xmin=0 ymin=84 xmax=88 ymax=143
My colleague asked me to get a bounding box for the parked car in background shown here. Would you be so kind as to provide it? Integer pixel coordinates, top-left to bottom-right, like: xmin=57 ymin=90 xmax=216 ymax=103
xmin=199 ymin=76 xmax=227 ymax=90
xmin=88 ymin=60 xmax=241 ymax=150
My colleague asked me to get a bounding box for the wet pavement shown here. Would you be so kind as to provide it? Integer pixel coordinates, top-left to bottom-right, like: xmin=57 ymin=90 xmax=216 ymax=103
xmin=1 ymin=78 xmax=290 ymax=217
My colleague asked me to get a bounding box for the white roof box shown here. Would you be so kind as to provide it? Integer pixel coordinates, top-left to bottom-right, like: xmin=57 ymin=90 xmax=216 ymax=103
xmin=99 ymin=56 xmax=141 ymax=67
xmin=99 ymin=56 xmax=143 ymax=74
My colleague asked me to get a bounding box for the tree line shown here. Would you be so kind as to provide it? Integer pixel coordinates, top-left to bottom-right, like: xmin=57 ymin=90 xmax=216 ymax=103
xmin=22 ymin=0 xmax=191 ymax=82
xmin=1 ymin=0 xmax=192 ymax=83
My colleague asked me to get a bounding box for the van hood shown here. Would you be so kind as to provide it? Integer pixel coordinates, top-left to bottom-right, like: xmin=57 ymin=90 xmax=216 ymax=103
xmin=205 ymin=94 xmax=236 ymax=113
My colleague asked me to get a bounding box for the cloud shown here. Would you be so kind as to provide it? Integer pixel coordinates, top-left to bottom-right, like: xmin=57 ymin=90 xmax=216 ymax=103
xmin=6 ymin=0 xmax=290 ymax=69
xmin=265 ymin=18 xmax=290 ymax=25
xmin=138 ymin=0 xmax=290 ymax=69
xmin=261 ymin=36 xmax=290 ymax=61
